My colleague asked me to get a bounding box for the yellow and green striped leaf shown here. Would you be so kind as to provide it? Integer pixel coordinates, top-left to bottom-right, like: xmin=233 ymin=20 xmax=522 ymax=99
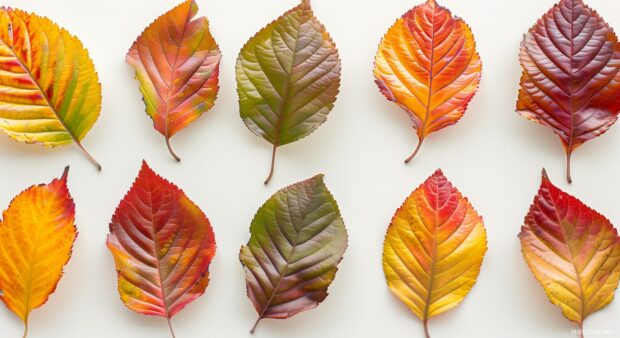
xmin=0 ymin=8 xmax=102 ymax=169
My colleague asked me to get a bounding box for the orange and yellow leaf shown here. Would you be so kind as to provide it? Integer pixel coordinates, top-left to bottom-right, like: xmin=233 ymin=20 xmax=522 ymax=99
xmin=519 ymin=170 xmax=620 ymax=332
xmin=374 ymin=0 xmax=481 ymax=163
xmin=383 ymin=169 xmax=486 ymax=338
xmin=0 ymin=168 xmax=76 ymax=336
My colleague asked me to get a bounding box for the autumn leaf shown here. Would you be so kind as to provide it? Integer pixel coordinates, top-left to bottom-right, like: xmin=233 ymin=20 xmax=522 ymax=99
xmin=0 ymin=167 xmax=76 ymax=338
xmin=0 ymin=8 xmax=102 ymax=170
xmin=374 ymin=0 xmax=482 ymax=164
xmin=236 ymin=0 xmax=341 ymax=184
xmin=127 ymin=0 xmax=221 ymax=161
xmin=516 ymin=0 xmax=620 ymax=184
xmin=106 ymin=161 xmax=216 ymax=338
xmin=519 ymin=170 xmax=620 ymax=337
xmin=239 ymin=174 xmax=348 ymax=333
xmin=382 ymin=169 xmax=487 ymax=338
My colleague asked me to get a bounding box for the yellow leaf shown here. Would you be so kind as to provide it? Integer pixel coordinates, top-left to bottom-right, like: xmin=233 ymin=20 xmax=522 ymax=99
xmin=0 ymin=168 xmax=76 ymax=337
xmin=0 ymin=8 xmax=102 ymax=169
xmin=383 ymin=170 xmax=487 ymax=338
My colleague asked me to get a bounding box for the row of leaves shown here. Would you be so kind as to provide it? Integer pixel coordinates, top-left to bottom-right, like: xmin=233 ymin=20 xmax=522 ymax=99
xmin=0 ymin=0 xmax=617 ymax=185
xmin=1 ymin=163 xmax=618 ymax=338
xmin=0 ymin=0 xmax=618 ymax=337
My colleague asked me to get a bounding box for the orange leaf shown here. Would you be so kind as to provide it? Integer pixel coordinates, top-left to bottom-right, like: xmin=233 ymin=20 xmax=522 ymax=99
xmin=127 ymin=0 xmax=221 ymax=161
xmin=374 ymin=0 xmax=482 ymax=163
xmin=519 ymin=170 xmax=620 ymax=334
xmin=0 ymin=168 xmax=76 ymax=337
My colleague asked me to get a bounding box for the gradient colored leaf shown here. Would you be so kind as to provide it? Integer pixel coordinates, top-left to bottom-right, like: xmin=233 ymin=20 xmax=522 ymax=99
xmin=127 ymin=0 xmax=221 ymax=161
xmin=0 ymin=8 xmax=102 ymax=169
xmin=374 ymin=0 xmax=482 ymax=164
xmin=106 ymin=161 xmax=216 ymax=338
xmin=239 ymin=174 xmax=348 ymax=333
xmin=516 ymin=0 xmax=620 ymax=183
xmin=383 ymin=169 xmax=487 ymax=338
xmin=236 ymin=0 xmax=341 ymax=184
xmin=519 ymin=170 xmax=620 ymax=336
xmin=0 ymin=168 xmax=76 ymax=338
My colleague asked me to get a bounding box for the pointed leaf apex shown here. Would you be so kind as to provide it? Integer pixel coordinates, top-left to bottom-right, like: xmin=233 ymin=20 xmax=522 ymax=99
xmin=307 ymin=174 xmax=325 ymax=186
xmin=432 ymin=168 xmax=444 ymax=177
xmin=301 ymin=0 xmax=311 ymax=6
xmin=60 ymin=166 xmax=70 ymax=183
xmin=140 ymin=160 xmax=154 ymax=175
xmin=541 ymin=168 xmax=550 ymax=182
xmin=427 ymin=0 xmax=437 ymax=6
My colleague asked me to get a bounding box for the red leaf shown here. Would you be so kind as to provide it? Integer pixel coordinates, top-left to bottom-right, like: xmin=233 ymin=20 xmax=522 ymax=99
xmin=517 ymin=0 xmax=620 ymax=183
xmin=106 ymin=161 xmax=216 ymax=337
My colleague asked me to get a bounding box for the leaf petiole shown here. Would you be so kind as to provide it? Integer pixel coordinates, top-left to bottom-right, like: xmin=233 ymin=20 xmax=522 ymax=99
xmin=166 ymin=317 xmax=176 ymax=338
xmin=264 ymin=145 xmax=277 ymax=185
xmin=405 ymin=138 xmax=424 ymax=164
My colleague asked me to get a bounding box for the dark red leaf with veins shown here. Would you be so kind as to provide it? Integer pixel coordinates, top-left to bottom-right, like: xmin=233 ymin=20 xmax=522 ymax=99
xmin=517 ymin=0 xmax=620 ymax=183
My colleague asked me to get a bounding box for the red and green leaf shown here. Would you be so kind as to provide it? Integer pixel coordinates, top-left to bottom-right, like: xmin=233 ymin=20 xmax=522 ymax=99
xmin=239 ymin=175 xmax=348 ymax=333
xmin=236 ymin=0 xmax=341 ymax=184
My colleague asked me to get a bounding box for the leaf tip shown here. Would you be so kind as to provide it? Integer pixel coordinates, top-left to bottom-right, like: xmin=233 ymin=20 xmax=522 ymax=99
xmin=310 ymin=173 xmax=326 ymax=185
xmin=60 ymin=166 xmax=70 ymax=183
xmin=541 ymin=168 xmax=549 ymax=182
xmin=140 ymin=160 xmax=153 ymax=176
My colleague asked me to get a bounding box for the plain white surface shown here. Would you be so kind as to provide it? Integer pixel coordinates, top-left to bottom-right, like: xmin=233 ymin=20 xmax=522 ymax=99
xmin=0 ymin=0 xmax=619 ymax=337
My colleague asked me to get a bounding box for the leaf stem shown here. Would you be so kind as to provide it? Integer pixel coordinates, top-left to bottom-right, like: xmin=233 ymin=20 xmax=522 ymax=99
xmin=22 ymin=320 xmax=28 ymax=338
xmin=75 ymin=140 xmax=102 ymax=171
xmin=264 ymin=144 xmax=277 ymax=185
xmin=166 ymin=317 xmax=176 ymax=338
xmin=423 ymin=318 xmax=431 ymax=338
xmin=166 ymin=137 xmax=181 ymax=162
xmin=250 ymin=316 xmax=262 ymax=334
xmin=578 ymin=322 xmax=584 ymax=338
xmin=405 ymin=138 xmax=424 ymax=164
xmin=566 ymin=150 xmax=572 ymax=184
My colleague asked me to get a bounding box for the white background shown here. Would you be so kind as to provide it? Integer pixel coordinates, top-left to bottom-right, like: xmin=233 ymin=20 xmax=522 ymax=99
xmin=0 ymin=0 xmax=619 ymax=337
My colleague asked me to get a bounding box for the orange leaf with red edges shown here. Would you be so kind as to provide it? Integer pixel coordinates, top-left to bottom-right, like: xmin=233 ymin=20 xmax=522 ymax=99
xmin=0 ymin=168 xmax=76 ymax=338
xmin=127 ymin=0 xmax=221 ymax=161
xmin=374 ymin=0 xmax=482 ymax=163
xmin=106 ymin=161 xmax=216 ymax=338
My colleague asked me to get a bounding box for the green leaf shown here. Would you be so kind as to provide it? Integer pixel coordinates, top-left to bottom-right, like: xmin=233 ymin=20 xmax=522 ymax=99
xmin=236 ymin=0 xmax=341 ymax=184
xmin=239 ymin=174 xmax=348 ymax=333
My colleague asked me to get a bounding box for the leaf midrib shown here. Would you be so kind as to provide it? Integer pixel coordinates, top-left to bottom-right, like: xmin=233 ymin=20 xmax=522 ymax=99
xmin=161 ymin=4 xmax=194 ymax=140
xmin=419 ymin=4 xmax=438 ymax=141
xmin=256 ymin=182 xmax=320 ymax=320
xmin=268 ymin=10 xmax=305 ymax=148
xmin=423 ymin=182 xmax=440 ymax=322
xmin=545 ymin=181 xmax=586 ymax=323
